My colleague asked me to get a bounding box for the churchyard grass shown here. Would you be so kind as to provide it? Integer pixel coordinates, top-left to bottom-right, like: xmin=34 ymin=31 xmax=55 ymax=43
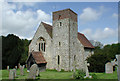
xmin=91 ymin=70 xmax=118 ymax=79
xmin=1 ymin=68 xmax=118 ymax=79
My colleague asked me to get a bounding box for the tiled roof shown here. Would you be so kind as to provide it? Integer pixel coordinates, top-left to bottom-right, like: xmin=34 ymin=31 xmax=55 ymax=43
xmin=78 ymin=32 xmax=94 ymax=49
xmin=32 ymin=51 xmax=47 ymax=64
xmin=41 ymin=22 xmax=52 ymax=38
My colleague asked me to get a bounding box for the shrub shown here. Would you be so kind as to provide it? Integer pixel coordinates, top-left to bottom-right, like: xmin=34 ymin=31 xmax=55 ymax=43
xmin=73 ymin=70 xmax=85 ymax=79
xmin=90 ymin=73 xmax=97 ymax=79
xmin=60 ymin=69 xmax=65 ymax=72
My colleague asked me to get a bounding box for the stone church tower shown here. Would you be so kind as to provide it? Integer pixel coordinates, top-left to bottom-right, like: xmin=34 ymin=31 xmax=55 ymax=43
xmin=27 ymin=9 xmax=94 ymax=72
xmin=52 ymin=9 xmax=82 ymax=71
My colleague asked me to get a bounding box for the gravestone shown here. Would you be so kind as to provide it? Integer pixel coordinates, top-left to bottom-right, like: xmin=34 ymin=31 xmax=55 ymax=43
xmin=20 ymin=65 xmax=24 ymax=76
xmin=7 ymin=66 xmax=9 ymax=71
xmin=28 ymin=64 xmax=38 ymax=79
xmin=9 ymin=69 xmax=16 ymax=79
xmin=116 ymin=55 xmax=120 ymax=81
xmin=36 ymin=68 xmax=40 ymax=77
xmin=12 ymin=69 xmax=17 ymax=77
xmin=105 ymin=62 xmax=113 ymax=73
xmin=9 ymin=70 xmax=14 ymax=79
xmin=84 ymin=61 xmax=92 ymax=78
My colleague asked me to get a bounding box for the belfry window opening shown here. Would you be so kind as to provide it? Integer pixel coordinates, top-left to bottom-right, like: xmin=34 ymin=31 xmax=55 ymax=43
xmin=60 ymin=22 xmax=62 ymax=26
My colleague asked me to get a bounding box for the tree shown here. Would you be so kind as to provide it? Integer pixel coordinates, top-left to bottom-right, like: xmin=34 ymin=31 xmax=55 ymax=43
xmin=19 ymin=39 xmax=29 ymax=65
xmin=2 ymin=34 xmax=30 ymax=69
xmin=87 ymin=43 xmax=120 ymax=72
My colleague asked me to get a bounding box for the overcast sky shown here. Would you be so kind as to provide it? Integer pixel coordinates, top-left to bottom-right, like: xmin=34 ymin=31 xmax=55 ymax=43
xmin=1 ymin=2 xmax=118 ymax=45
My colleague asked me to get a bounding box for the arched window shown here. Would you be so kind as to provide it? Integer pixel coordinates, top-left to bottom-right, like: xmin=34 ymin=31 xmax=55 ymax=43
xmin=41 ymin=43 xmax=43 ymax=50
xmin=38 ymin=37 xmax=46 ymax=52
xmin=58 ymin=55 xmax=60 ymax=65
xmin=44 ymin=43 xmax=45 ymax=51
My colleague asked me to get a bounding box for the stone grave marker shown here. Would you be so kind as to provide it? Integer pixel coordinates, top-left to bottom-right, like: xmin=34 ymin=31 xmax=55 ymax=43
xmin=18 ymin=63 xmax=20 ymax=69
xmin=12 ymin=69 xmax=17 ymax=77
xmin=9 ymin=69 xmax=16 ymax=79
xmin=116 ymin=55 xmax=120 ymax=81
xmin=7 ymin=66 xmax=9 ymax=71
xmin=28 ymin=64 xmax=38 ymax=79
xmin=9 ymin=70 xmax=14 ymax=79
xmin=105 ymin=62 xmax=113 ymax=73
xmin=36 ymin=68 xmax=40 ymax=77
xmin=20 ymin=65 xmax=24 ymax=76
xmin=84 ymin=61 xmax=92 ymax=78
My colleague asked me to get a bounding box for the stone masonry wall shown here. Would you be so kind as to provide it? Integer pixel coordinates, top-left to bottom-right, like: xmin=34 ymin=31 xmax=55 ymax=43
xmin=69 ymin=19 xmax=78 ymax=71
xmin=76 ymin=39 xmax=86 ymax=71
xmin=52 ymin=18 xmax=70 ymax=71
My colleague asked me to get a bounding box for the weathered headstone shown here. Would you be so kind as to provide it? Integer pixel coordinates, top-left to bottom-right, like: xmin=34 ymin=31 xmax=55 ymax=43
xmin=105 ymin=62 xmax=113 ymax=73
xmin=12 ymin=69 xmax=17 ymax=77
xmin=9 ymin=70 xmax=14 ymax=79
xmin=28 ymin=64 xmax=38 ymax=79
xmin=84 ymin=61 xmax=92 ymax=78
xmin=116 ymin=55 xmax=120 ymax=81
xmin=18 ymin=63 xmax=20 ymax=69
xmin=36 ymin=68 xmax=40 ymax=77
xmin=20 ymin=65 xmax=24 ymax=76
xmin=7 ymin=66 xmax=9 ymax=71
xmin=9 ymin=69 xmax=16 ymax=79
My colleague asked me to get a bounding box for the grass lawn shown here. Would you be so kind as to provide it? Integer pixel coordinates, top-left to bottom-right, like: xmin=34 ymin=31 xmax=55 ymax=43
xmin=1 ymin=68 xmax=118 ymax=79
xmin=90 ymin=71 xmax=118 ymax=79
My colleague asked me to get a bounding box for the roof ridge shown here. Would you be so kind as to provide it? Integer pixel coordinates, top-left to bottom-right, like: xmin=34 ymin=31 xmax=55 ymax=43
xmin=78 ymin=32 xmax=84 ymax=36
xmin=41 ymin=22 xmax=52 ymax=28
xmin=41 ymin=22 xmax=52 ymax=38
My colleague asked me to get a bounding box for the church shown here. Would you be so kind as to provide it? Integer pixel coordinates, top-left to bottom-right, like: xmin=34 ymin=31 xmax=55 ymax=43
xmin=27 ymin=9 xmax=94 ymax=71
